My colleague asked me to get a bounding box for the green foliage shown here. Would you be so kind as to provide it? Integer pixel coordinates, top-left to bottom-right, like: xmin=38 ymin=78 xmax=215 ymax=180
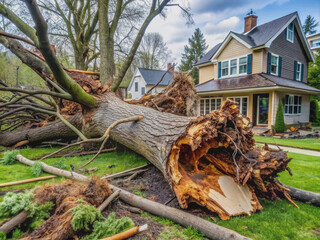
xmin=310 ymin=99 xmax=320 ymax=126
xmin=303 ymin=15 xmax=319 ymax=35
xmin=12 ymin=228 xmax=23 ymax=239
xmin=0 ymin=232 xmax=6 ymax=240
xmin=52 ymin=158 xmax=68 ymax=170
xmin=82 ymin=212 xmax=134 ymax=240
xmin=182 ymin=226 xmax=204 ymax=239
xmin=0 ymin=150 xmax=19 ymax=165
xmin=0 ymin=191 xmax=33 ymax=218
xmin=69 ymin=204 xmax=104 ymax=231
xmin=274 ymin=101 xmax=286 ymax=133
xmin=133 ymin=190 xmax=146 ymax=198
xmin=179 ymin=28 xmax=208 ymax=84
xmin=26 ymin=201 xmax=54 ymax=230
xmin=308 ymin=49 xmax=320 ymax=95
xmin=31 ymin=162 xmax=43 ymax=177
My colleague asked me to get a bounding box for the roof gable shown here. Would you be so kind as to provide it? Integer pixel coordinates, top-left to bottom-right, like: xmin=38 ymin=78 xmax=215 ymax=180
xmin=196 ymin=12 xmax=314 ymax=66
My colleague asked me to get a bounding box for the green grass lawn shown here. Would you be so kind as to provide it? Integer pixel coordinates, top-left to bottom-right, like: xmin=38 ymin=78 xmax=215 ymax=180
xmin=0 ymin=147 xmax=147 ymax=192
xmin=254 ymin=136 xmax=320 ymax=151
xmin=0 ymin=149 xmax=319 ymax=240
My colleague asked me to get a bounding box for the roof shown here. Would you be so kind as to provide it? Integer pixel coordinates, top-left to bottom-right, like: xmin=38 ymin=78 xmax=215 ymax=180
xmin=138 ymin=68 xmax=174 ymax=86
xmin=195 ymin=43 xmax=222 ymax=66
xmin=196 ymin=12 xmax=314 ymax=66
xmin=195 ymin=74 xmax=320 ymax=94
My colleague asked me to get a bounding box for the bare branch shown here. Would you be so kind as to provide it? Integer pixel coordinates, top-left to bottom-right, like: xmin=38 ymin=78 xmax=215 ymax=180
xmin=0 ymin=30 xmax=35 ymax=46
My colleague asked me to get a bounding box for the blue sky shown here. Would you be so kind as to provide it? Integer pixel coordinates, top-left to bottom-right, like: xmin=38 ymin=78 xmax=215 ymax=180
xmin=147 ymin=0 xmax=320 ymax=63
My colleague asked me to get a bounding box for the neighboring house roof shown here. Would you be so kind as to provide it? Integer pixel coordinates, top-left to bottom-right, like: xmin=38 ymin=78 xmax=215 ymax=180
xmin=127 ymin=68 xmax=174 ymax=90
xmin=138 ymin=68 xmax=174 ymax=86
xmin=196 ymin=12 xmax=314 ymax=66
xmin=195 ymin=74 xmax=320 ymax=94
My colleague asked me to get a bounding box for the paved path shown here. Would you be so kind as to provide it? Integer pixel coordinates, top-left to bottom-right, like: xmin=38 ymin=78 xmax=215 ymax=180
xmin=256 ymin=143 xmax=320 ymax=157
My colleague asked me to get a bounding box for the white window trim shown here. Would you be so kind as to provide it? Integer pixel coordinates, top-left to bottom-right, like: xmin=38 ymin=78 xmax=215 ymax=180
xmin=220 ymin=55 xmax=248 ymax=78
xmin=286 ymin=23 xmax=294 ymax=43
xmin=270 ymin=53 xmax=279 ymax=76
xmin=296 ymin=62 xmax=302 ymax=81
xmin=284 ymin=94 xmax=302 ymax=115
xmin=199 ymin=97 xmax=223 ymax=115
xmin=226 ymin=96 xmax=249 ymax=116
xmin=311 ymin=39 xmax=320 ymax=49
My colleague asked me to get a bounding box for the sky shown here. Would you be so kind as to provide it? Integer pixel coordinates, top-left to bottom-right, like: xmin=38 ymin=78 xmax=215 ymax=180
xmin=146 ymin=0 xmax=320 ymax=65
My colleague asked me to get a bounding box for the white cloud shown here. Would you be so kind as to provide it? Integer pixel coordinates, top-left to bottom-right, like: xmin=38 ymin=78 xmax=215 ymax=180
xmin=204 ymin=16 xmax=241 ymax=34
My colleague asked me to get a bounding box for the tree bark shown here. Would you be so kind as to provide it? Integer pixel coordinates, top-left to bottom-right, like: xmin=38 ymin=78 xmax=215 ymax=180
xmin=0 ymin=211 xmax=30 ymax=234
xmin=0 ymin=114 xmax=82 ymax=147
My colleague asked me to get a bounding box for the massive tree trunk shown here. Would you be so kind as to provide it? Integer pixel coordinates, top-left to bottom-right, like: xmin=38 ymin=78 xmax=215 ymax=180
xmin=82 ymin=93 xmax=291 ymax=219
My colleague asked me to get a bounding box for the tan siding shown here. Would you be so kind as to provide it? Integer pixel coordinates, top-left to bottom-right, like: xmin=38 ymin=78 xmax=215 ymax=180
xmin=217 ymin=38 xmax=251 ymax=61
xmin=199 ymin=64 xmax=214 ymax=84
xmin=252 ymin=49 xmax=263 ymax=73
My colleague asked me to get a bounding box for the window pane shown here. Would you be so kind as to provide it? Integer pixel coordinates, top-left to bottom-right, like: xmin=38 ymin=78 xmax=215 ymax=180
xmin=230 ymin=66 xmax=237 ymax=75
xmin=239 ymin=65 xmax=246 ymax=74
xmin=235 ymin=98 xmax=241 ymax=104
xmin=200 ymin=99 xmax=204 ymax=115
xmin=294 ymin=96 xmax=298 ymax=104
xmin=217 ymin=99 xmax=221 ymax=109
xmin=271 ymin=65 xmax=277 ymax=74
xmin=242 ymin=98 xmax=248 ymax=116
xmin=271 ymin=56 xmax=278 ymax=65
xmin=288 ymin=23 xmax=294 ymax=30
xmin=205 ymin=99 xmax=209 ymax=114
xmin=289 ymin=105 xmax=293 ymax=114
xmin=285 ymin=95 xmax=289 ymax=104
xmin=230 ymin=59 xmax=237 ymax=66
xmin=222 ymin=68 xmax=228 ymax=76
xmin=298 ymin=106 xmax=301 ymax=113
xmin=294 ymin=106 xmax=298 ymax=114
xmin=211 ymin=99 xmax=216 ymax=111
xmin=298 ymin=96 xmax=302 ymax=105
xmin=135 ymin=82 xmax=138 ymax=92
xmin=222 ymin=61 xmax=228 ymax=68
xmin=239 ymin=57 xmax=247 ymax=65
xmin=285 ymin=105 xmax=288 ymax=114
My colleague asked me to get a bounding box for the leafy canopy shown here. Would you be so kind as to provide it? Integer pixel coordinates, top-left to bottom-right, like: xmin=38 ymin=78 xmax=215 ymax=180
xmin=179 ymin=28 xmax=208 ymax=85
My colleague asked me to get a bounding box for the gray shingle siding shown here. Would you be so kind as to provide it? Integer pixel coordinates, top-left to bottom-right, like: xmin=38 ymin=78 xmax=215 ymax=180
xmin=269 ymin=20 xmax=308 ymax=83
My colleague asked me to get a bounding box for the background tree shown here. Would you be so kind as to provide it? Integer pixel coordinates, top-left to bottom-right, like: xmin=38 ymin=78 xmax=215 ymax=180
xmin=135 ymin=32 xmax=170 ymax=70
xmin=179 ymin=28 xmax=208 ymax=84
xmin=303 ymin=15 xmax=319 ymax=35
xmin=308 ymin=49 xmax=320 ymax=91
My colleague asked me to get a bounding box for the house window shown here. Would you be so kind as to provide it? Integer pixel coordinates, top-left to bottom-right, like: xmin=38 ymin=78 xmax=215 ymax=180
xmin=312 ymin=39 xmax=320 ymax=48
xmin=284 ymin=95 xmax=301 ymax=114
xmin=230 ymin=59 xmax=237 ymax=75
xmin=239 ymin=57 xmax=247 ymax=74
xmin=135 ymin=82 xmax=138 ymax=92
xmin=222 ymin=61 xmax=229 ymax=76
xmin=270 ymin=54 xmax=278 ymax=75
xmin=141 ymin=87 xmax=145 ymax=95
xmin=227 ymin=97 xmax=248 ymax=116
xmin=296 ymin=62 xmax=302 ymax=81
xmin=286 ymin=22 xmax=294 ymax=42
xmin=199 ymin=97 xmax=222 ymax=115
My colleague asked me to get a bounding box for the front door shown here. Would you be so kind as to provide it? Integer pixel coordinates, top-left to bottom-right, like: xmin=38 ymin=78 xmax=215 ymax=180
xmin=253 ymin=94 xmax=269 ymax=126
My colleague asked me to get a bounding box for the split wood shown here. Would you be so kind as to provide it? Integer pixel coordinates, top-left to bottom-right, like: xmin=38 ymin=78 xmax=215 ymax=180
xmin=0 ymin=176 xmax=56 ymax=188
xmin=14 ymin=155 xmax=251 ymax=240
xmin=39 ymin=116 xmax=143 ymax=169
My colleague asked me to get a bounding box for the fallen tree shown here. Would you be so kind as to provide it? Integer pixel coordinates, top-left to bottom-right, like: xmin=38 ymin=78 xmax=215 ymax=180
xmin=0 ymin=0 xmax=307 ymax=223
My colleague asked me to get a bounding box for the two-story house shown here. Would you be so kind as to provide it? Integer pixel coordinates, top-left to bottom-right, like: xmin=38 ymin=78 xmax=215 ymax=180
xmin=127 ymin=64 xmax=174 ymax=99
xmin=195 ymin=12 xmax=320 ymax=129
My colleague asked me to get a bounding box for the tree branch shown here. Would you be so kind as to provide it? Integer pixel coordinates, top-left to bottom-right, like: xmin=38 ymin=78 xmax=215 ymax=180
xmin=25 ymin=0 xmax=97 ymax=108
xmin=0 ymin=30 xmax=35 ymax=46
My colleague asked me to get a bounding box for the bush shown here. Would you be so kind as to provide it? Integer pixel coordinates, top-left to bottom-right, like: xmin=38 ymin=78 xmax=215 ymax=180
xmin=310 ymin=99 xmax=320 ymax=126
xmin=0 ymin=150 xmax=19 ymax=165
xmin=0 ymin=191 xmax=33 ymax=218
xmin=274 ymin=101 xmax=286 ymax=133
xmin=31 ymin=162 xmax=43 ymax=177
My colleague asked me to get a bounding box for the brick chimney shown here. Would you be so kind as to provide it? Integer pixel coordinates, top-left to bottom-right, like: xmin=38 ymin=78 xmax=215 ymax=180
xmin=167 ymin=63 xmax=175 ymax=73
xmin=244 ymin=14 xmax=257 ymax=33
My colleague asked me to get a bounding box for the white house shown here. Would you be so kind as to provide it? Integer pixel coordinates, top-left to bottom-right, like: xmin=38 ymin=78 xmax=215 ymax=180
xmin=128 ymin=64 xmax=174 ymax=99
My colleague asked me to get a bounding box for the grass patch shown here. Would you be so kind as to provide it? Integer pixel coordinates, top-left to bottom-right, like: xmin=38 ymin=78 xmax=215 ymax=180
xmin=0 ymin=147 xmax=147 ymax=191
xmin=254 ymin=136 xmax=320 ymax=151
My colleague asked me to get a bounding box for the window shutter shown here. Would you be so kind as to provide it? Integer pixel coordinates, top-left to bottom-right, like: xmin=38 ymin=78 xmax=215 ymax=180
xmin=218 ymin=61 xmax=221 ymax=78
xmin=293 ymin=60 xmax=297 ymax=80
xmin=247 ymin=54 xmax=252 ymax=74
xmin=267 ymin=52 xmax=271 ymax=74
xmin=301 ymin=64 xmax=304 ymax=81
xmin=278 ymin=56 xmax=282 ymax=77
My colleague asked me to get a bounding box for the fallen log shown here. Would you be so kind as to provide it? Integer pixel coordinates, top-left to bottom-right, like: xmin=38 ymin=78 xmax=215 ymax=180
xmin=14 ymin=155 xmax=251 ymax=240
xmin=102 ymin=164 xmax=150 ymax=179
xmin=0 ymin=211 xmax=30 ymax=234
xmin=0 ymin=175 xmax=56 ymax=188
xmin=277 ymin=181 xmax=320 ymax=207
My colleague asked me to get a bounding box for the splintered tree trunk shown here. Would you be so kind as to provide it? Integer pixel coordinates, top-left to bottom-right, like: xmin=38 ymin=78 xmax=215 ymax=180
xmin=85 ymin=93 xmax=291 ymax=220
